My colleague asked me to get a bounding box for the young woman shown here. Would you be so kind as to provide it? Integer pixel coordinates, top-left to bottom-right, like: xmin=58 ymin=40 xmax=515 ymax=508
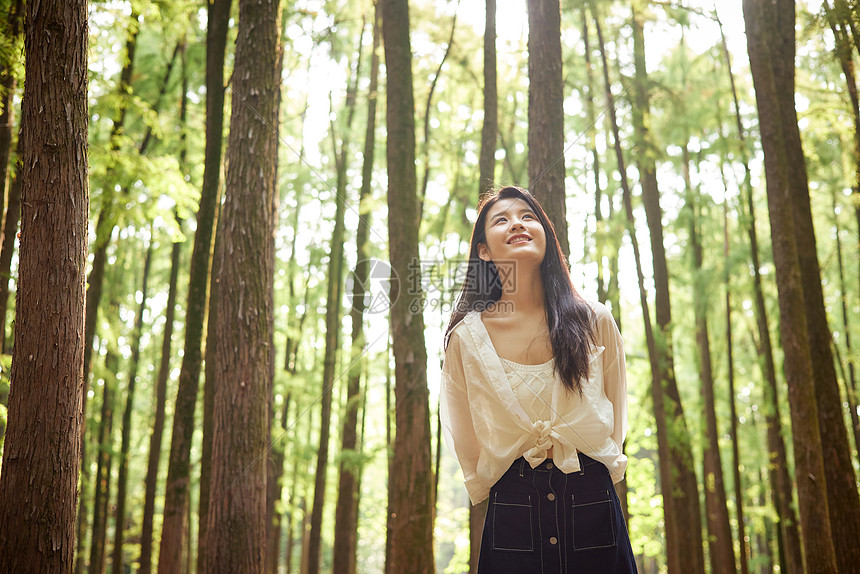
xmin=441 ymin=186 xmax=637 ymax=573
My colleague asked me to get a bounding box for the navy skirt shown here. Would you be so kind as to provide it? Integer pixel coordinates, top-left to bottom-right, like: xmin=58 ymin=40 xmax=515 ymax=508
xmin=477 ymin=454 xmax=637 ymax=574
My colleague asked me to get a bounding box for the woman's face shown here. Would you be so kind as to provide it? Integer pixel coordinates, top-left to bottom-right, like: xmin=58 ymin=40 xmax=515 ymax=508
xmin=477 ymin=197 xmax=547 ymax=268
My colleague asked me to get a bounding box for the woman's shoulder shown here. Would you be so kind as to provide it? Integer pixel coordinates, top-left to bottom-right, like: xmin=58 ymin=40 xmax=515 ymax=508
xmin=584 ymin=299 xmax=613 ymax=322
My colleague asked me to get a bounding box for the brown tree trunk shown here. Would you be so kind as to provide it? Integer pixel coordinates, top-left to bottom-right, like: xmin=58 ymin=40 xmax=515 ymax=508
xmin=593 ymin=5 xmax=670 ymax=568
xmin=742 ymin=1 xmax=839 ymax=571
xmin=832 ymin=188 xmax=860 ymax=460
xmin=527 ymin=0 xmax=568 ymax=256
xmin=716 ymin=14 xmax=803 ymax=573
xmin=305 ymin=35 xmax=358 ymax=574
xmin=202 ymin=0 xmax=281 ymax=570
xmin=381 ymin=0 xmax=435 ymax=571
xmin=89 ymin=347 xmax=118 ymax=574
xmin=0 ymin=171 xmax=21 ymax=352
xmin=717 ymin=153 xmax=749 ymax=574
xmin=683 ymin=146 xmax=736 ymax=574
xmin=629 ymin=5 xmax=703 ymax=572
xmin=111 ymin=241 xmax=154 ymax=573
xmin=0 ymin=0 xmax=24 ymax=348
xmin=0 ymin=0 xmax=88 ymax=569
xmin=417 ymin=6 xmax=458 ymax=224
xmin=139 ymin=226 xmax=183 ymax=574
xmin=478 ymin=0 xmax=497 ymax=200
xmin=159 ymin=0 xmax=232 ymax=568
xmin=266 ymin=397 xmax=290 ymax=574
xmin=75 ymin=14 xmax=140 ymax=572
xmin=783 ymin=5 xmax=860 ymax=568
xmin=332 ymin=6 xmax=380 ymax=573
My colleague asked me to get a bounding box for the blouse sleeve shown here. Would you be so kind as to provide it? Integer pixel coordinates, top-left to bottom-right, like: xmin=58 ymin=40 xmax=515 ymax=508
xmin=440 ymin=330 xmax=489 ymax=505
xmin=599 ymin=308 xmax=628 ymax=482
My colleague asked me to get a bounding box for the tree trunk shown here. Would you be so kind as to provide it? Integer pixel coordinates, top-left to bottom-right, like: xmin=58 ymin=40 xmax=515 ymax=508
xmin=202 ymin=0 xmax=281 ymax=570
xmin=417 ymin=6 xmax=458 ymax=224
xmin=716 ymin=14 xmax=803 ymax=573
xmin=0 ymin=172 xmax=21 ymax=352
xmin=111 ymin=241 xmax=154 ymax=573
xmin=527 ymin=0 xmax=568 ymax=257
xmin=381 ymin=1 xmax=435 ymax=571
xmin=159 ymin=0 xmax=232 ymax=568
xmin=89 ymin=347 xmax=118 ymax=574
xmin=832 ymin=187 xmax=860 ymax=460
xmin=0 ymin=0 xmax=24 ymax=349
xmin=305 ymin=36 xmax=358 ymax=574
xmin=471 ymin=0 xmax=497 ymax=555
xmin=332 ymin=6 xmax=380 ymax=573
xmin=683 ymin=146 xmax=736 ymax=574
xmin=267 ymin=397 xmax=290 ymax=574
xmin=629 ymin=5 xmax=703 ymax=572
xmin=742 ymin=1 xmax=839 ymax=570
xmin=782 ymin=6 xmax=860 ymax=569
xmin=718 ymin=153 xmax=749 ymax=574
xmin=139 ymin=226 xmax=183 ymax=574
xmin=478 ymin=0 xmax=497 ymax=199
xmin=593 ymin=6 xmax=668 ymax=568
xmin=0 ymin=0 xmax=87 ymax=568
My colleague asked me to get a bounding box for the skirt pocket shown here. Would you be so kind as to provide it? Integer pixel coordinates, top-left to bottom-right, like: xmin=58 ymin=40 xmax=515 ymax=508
xmin=571 ymin=489 xmax=616 ymax=551
xmin=490 ymin=490 xmax=534 ymax=552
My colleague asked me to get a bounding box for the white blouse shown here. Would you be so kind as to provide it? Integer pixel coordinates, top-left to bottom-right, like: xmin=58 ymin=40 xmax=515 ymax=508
xmin=440 ymin=301 xmax=628 ymax=505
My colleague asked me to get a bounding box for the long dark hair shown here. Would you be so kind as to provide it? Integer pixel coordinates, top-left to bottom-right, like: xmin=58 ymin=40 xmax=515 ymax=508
xmin=444 ymin=186 xmax=595 ymax=393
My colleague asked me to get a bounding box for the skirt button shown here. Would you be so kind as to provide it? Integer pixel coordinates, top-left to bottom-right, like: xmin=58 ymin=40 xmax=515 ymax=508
xmin=549 ymin=536 xmax=558 ymax=545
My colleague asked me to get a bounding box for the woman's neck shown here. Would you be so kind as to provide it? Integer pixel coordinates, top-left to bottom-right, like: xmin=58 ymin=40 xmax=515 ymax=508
xmin=495 ymin=262 xmax=545 ymax=315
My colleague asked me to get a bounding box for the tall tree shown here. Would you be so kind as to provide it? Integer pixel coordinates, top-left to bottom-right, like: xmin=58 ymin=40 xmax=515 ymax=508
xmin=111 ymin=241 xmax=153 ymax=573
xmin=527 ymin=0 xmax=569 ymax=256
xmin=139 ymin=224 xmax=183 ymax=574
xmin=332 ymin=5 xmax=381 ymax=573
xmin=717 ymin=14 xmax=803 ymax=572
xmin=381 ymin=0 xmax=435 ymax=571
xmin=158 ymin=0 xmax=232 ymax=568
xmin=682 ymin=144 xmax=736 ymax=574
xmin=629 ymin=4 xmax=703 ymax=571
xmin=202 ymin=0 xmax=282 ymax=570
xmin=470 ymin=2 xmax=496 ymax=568
xmin=0 ymin=0 xmax=24 ymax=351
xmin=743 ymin=0 xmax=839 ymax=570
xmin=782 ymin=6 xmax=860 ymax=571
xmin=0 ymin=0 xmax=88 ymax=569
xmin=306 ymin=21 xmax=364 ymax=574
xmin=75 ymin=13 xmax=140 ymax=571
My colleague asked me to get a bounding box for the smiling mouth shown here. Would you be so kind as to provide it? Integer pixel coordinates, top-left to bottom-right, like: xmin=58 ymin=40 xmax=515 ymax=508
xmin=508 ymin=235 xmax=532 ymax=244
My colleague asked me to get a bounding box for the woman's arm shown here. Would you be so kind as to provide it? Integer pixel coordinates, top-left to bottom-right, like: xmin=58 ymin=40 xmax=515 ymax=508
xmin=440 ymin=330 xmax=489 ymax=505
xmin=599 ymin=307 xmax=629 ymax=477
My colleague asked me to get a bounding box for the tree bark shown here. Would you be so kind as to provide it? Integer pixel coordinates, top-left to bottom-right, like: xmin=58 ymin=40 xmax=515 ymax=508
xmin=0 ymin=0 xmax=88 ymax=569
xmin=0 ymin=172 xmax=21 ymax=353
xmin=111 ymin=241 xmax=153 ymax=573
xmin=683 ymin=146 xmax=736 ymax=574
xmin=629 ymin=5 xmax=704 ymax=572
xmin=478 ymin=0 xmax=497 ymax=200
xmin=717 ymin=149 xmax=749 ymax=574
xmin=743 ymin=1 xmax=839 ymax=570
xmin=139 ymin=225 xmax=183 ymax=574
xmin=305 ymin=34 xmax=358 ymax=574
xmin=0 ymin=0 xmax=24 ymax=350
xmin=527 ymin=0 xmax=568 ymax=257
xmin=159 ymin=0 xmax=232 ymax=568
xmin=332 ymin=6 xmax=380 ymax=573
xmin=716 ymin=14 xmax=803 ymax=573
xmin=783 ymin=5 xmax=860 ymax=569
xmin=88 ymin=347 xmax=118 ymax=574
xmin=381 ymin=0 xmax=435 ymax=571
xmin=202 ymin=0 xmax=281 ymax=570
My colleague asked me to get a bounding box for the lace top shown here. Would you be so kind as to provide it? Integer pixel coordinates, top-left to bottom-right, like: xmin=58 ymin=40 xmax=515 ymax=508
xmin=440 ymin=300 xmax=628 ymax=505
